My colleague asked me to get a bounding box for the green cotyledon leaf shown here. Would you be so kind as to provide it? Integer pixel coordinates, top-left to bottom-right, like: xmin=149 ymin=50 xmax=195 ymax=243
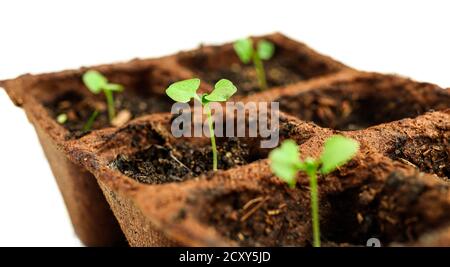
xmin=165 ymin=78 xmax=201 ymax=103
xmin=104 ymin=83 xmax=124 ymax=92
xmin=203 ymin=79 xmax=237 ymax=102
xmin=233 ymin=38 xmax=253 ymax=64
xmin=320 ymin=135 xmax=359 ymax=174
xmin=269 ymin=139 xmax=302 ymax=188
xmin=257 ymin=40 xmax=275 ymax=60
xmin=82 ymin=70 xmax=108 ymax=94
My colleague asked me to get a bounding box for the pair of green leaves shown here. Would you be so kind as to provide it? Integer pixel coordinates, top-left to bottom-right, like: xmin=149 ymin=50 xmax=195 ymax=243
xmin=82 ymin=70 xmax=124 ymax=94
xmin=165 ymin=78 xmax=237 ymax=172
xmin=269 ymin=135 xmax=359 ymax=188
xmin=165 ymin=78 xmax=237 ymax=105
xmin=233 ymin=38 xmax=275 ymax=64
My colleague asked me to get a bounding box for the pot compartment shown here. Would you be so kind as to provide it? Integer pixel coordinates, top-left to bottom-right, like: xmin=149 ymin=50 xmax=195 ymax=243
xmin=323 ymin=169 xmax=450 ymax=246
xmin=182 ymin=154 xmax=450 ymax=247
xmin=192 ymin=176 xmax=312 ymax=246
xmin=277 ymin=75 xmax=450 ymax=131
xmin=34 ymin=63 xmax=186 ymax=136
xmin=106 ymin=112 xmax=325 ymax=185
xmin=113 ymin=137 xmax=259 ymax=184
xmin=177 ymin=36 xmax=346 ymax=96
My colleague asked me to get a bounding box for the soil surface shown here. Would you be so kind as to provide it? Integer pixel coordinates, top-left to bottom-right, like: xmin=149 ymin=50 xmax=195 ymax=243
xmin=196 ymin=60 xmax=303 ymax=96
xmin=277 ymin=77 xmax=450 ymax=130
xmin=111 ymin=113 xmax=321 ymax=186
xmin=46 ymin=90 xmax=172 ymax=139
xmin=197 ymin=178 xmax=311 ymax=246
xmin=389 ymin=135 xmax=450 ymax=179
xmin=113 ymin=137 xmax=260 ymax=184
xmin=194 ymin=154 xmax=450 ymax=246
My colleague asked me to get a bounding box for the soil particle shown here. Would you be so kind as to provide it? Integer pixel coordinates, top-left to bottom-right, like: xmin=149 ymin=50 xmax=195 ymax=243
xmin=111 ymin=110 xmax=132 ymax=127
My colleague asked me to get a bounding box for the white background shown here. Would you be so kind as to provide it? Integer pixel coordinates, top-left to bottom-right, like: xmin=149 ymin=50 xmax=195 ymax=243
xmin=0 ymin=0 xmax=449 ymax=247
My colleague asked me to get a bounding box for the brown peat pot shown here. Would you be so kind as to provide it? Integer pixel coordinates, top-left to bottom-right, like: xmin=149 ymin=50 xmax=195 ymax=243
xmin=1 ymin=33 xmax=449 ymax=246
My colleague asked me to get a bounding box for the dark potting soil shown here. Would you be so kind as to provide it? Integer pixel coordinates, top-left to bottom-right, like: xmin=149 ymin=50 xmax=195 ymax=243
xmin=113 ymin=137 xmax=259 ymax=184
xmin=197 ymin=180 xmax=310 ymax=246
xmin=322 ymin=170 xmax=450 ymax=245
xmin=390 ymin=135 xmax=450 ymax=179
xmin=278 ymin=84 xmax=450 ymax=131
xmin=193 ymin=58 xmax=304 ymax=96
xmin=278 ymin=89 xmax=370 ymax=131
xmin=45 ymin=90 xmax=172 ymax=138
xmin=197 ymin=157 xmax=450 ymax=246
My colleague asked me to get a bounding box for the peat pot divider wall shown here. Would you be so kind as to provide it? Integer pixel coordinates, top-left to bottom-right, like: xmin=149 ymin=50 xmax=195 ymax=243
xmin=26 ymin=100 xmax=127 ymax=246
xmin=175 ymin=33 xmax=353 ymax=98
xmin=97 ymin=180 xmax=179 ymax=246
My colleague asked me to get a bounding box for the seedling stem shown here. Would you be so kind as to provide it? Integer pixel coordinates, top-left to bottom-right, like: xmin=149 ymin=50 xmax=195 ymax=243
xmin=82 ymin=110 xmax=99 ymax=132
xmin=104 ymin=89 xmax=115 ymax=122
xmin=206 ymin=106 xmax=218 ymax=171
xmin=306 ymin=165 xmax=320 ymax=247
xmin=252 ymin=51 xmax=268 ymax=91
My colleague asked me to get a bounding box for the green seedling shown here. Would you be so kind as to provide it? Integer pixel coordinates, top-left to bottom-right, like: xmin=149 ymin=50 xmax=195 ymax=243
xmin=56 ymin=113 xmax=68 ymax=124
xmin=269 ymin=135 xmax=359 ymax=247
xmin=233 ymin=38 xmax=275 ymax=91
xmin=82 ymin=110 xmax=100 ymax=132
xmin=165 ymin=78 xmax=237 ymax=171
xmin=82 ymin=70 xmax=124 ymax=123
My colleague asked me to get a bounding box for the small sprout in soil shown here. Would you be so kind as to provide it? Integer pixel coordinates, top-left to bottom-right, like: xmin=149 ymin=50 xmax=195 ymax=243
xmin=82 ymin=110 xmax=99 ymax=132
xmin=82 ymin=70 xmax=124 ymax=123
xmin=166 ymin=78 xmax=237 ymax=171
xmin=56 ymin=113 xmax=68 ymax=124
xmin=269 ymin=135 xmax=359 ymax=247
xmin=233 ymin=38 xmax=275 ymax=91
